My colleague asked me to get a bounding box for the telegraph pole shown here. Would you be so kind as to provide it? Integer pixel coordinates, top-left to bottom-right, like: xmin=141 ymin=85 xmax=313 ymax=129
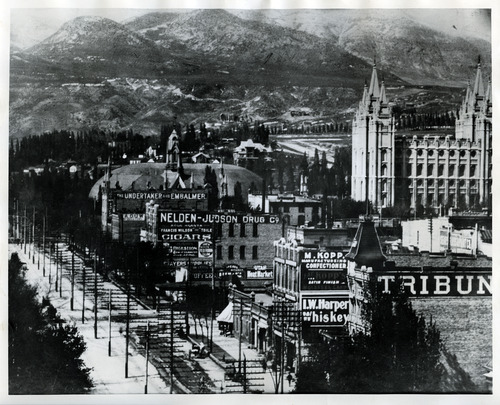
xmin=144 ymin=320 xmax=150 ymax=394
xmin=32 ymin=207 xmax=35 ymax=264
xmin=59 ymin=246 xmax=63 ymax=298
xmin=55 ymin=242 xmax=59 ymax=292
xmin=23 ymin=205 xmax=27 ymax=254
xmin=210 ymin=222 xmax=216 ymax=353
xmin=170 ymin=303 xmax=174 ymax=394
xmin=42 ymin=215 xmax=46 ymax=277
xmin=70 ymin=250 xmax=75 ymax=310
xmin=82 ymin=265 xmax=86 ymax=323
xmin=108 ymin=289 xmax=112 ymax=356
xmin=125 ymin=270 xmax=130 ymax=378
xmin=94 ymin=250 xmax=98 ymax=339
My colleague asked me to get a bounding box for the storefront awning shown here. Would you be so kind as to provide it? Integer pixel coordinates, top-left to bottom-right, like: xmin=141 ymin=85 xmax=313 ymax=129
xmin=258 ymin=320 xmax=268 ymax=329
xmin=216 ymin=302 xmax=233 ymax=323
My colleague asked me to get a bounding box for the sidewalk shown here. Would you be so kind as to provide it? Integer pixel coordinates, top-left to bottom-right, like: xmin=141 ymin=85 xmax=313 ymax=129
xmin=188 ymin=319 xmax=295 ymax=393
xmin=9 ymin=242 xmax=295 ymax=395
xmin=8 ymin=244 xmax=171 ymax=395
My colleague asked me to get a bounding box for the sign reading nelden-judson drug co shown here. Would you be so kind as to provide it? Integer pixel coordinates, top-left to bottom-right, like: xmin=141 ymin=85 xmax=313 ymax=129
xmin=158 ymin=211 xmax=280 ymax=259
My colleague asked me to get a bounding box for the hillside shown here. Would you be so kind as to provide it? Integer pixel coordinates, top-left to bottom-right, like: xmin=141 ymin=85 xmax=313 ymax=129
xmin=9 ymin=9 xmax=490 ymax=139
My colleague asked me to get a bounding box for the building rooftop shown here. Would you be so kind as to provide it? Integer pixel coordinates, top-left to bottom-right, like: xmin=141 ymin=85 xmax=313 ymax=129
xmin=346 ymin=218 xmax=386 ymax=267
xmin=88 ymin=163 xmax=263 ymax=202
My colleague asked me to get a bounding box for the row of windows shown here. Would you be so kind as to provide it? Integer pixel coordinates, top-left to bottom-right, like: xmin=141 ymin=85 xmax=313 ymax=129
xmin=215 ymin=223 xmax=259 ymax=238
xmin=274 ymin=262 xmax=299 ymax=293
xmin=409 ymin=149 xmax=479 ymax=158
xmin=413 ymin=179 xmax=479 ymax=188
xmin=274 ymin=246 xmax=298 ymax=262
xmin=216 ymin=245 xmax=259 ymax=260
xmin=412 ymin=164 xmax=477 ymax=177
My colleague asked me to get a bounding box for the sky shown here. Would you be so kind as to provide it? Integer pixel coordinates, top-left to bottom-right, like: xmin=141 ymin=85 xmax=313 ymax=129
xmin=9 ymin=7 xmax=491 ymax=50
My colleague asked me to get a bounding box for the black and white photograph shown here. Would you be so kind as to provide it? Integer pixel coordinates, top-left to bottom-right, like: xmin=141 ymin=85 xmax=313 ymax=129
xmin=2 ymin=0 xmax=497 ymax=402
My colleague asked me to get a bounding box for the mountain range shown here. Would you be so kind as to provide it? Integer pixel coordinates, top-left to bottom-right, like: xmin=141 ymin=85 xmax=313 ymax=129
xmin=9 ymin=9 xmax=491 ymax=139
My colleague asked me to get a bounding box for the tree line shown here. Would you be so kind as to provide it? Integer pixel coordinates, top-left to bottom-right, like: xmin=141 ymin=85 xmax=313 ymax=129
xmin=9 ymin=253 xmax=93 ymax=394
xmin=294 ymin=280 xmax=477 ymax=393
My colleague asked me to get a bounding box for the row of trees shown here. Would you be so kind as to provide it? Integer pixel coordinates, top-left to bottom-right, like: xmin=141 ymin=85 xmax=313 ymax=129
xmin=9 ymin=253 xmax=93 ymax=394
xmin=394 ymin=110 xmax=457 ymax=131
xmin=9 ymin=128 xmax=156 ymax=171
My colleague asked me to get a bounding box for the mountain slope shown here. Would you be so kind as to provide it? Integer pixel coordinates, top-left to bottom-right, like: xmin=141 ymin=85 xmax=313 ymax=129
xmin=232 ymin=9 xmax=491 ymax=86
xmin=28 ymin=16 xmax=169 ymax=67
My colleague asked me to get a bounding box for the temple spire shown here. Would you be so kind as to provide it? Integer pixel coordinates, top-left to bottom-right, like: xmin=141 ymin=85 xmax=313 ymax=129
xmin=379 ymin=80 xmax=387 ymax=104
xmin=368 ymin=63 xmax=380 ymax=98
xmin=473 ymin=58 xmax=485 ymax=98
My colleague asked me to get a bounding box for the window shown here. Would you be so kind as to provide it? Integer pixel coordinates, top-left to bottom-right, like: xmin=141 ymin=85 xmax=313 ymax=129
xmin=459 ymin=165 xmax=466 ymax=177
xmin=216 ymin=245 xmax=222 ymax=260
xmin=284 ymin=205 xmax=290 ymax=213
xmin=252 ymin=246 xmax=258 ymax=260
xmin=470 ymin=165 xmax=476 ymax=176
xmin=228 ymin=246 xmax=234 ymax=260
xmin=240 ymin=223 xmax=246 ymax=237
xmin=438 ymin=165 xmax=444 ymax=177
xmin=229 ymin=223 xmax=234 ymax=237
xmin=427 ymin=164 xmax=434 ymax=175
xmin=253 ymin=223 xmax=258 ymax=237
xmin=240 ymin=246 xmax=246 ymax=260
xmin=299 ymin=205 xmax=305 ymax=213
xmin=449 ymin=165 xmax=455 ymax=176
xmin=381 ymin=149 xmax=387 ymax=162
xmin=417 ymin=164 xmax=423 ymax=176
xmin=217 ymin=223 xmax=223 ymax=237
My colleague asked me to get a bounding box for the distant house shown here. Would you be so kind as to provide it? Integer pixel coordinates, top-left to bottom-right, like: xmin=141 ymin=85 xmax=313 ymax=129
xmin=191 ymin=152 xmax=211 ymax=163
xmin=233 ymin=139 xmax=271 ymax=166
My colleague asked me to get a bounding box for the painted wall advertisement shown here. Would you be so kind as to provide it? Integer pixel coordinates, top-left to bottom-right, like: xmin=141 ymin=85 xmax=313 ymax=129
xmin=377 ymin=271 xmax=492 ymax=297
xmin=301 ymin=295 xmax=349 ymax=328
xmin=301 ymin=250 xmax=348 ymax=290
xmin=159 ymin=211 xmax=213 ymax=259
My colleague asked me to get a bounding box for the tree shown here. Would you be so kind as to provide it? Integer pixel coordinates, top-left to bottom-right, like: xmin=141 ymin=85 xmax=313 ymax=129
xmin=9 ymin=253 xmax=93 ymax=394
xmin=294 ymin=280 xmax=476 ymax=393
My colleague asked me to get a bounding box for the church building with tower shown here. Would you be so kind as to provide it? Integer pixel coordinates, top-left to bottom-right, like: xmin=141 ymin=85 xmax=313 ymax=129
xmin=351 ymin=60 xmax=492 ymax=213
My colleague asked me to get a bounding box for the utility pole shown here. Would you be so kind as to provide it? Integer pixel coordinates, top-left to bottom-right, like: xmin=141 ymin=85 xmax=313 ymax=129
xmin=170 ymin=303 xmax=174 ymax=394
xmin=32 ymin=207 xmax=35 ymax=264
xmin=82 ymin=265 xmax=86 ymax=324
xmin=94 ymin=250 xmax=98 ymax=339
xmin=243 ymin=354 xmax=247 ymax=394
xmin=70 ymin=250 xmax=75 ymax=310
xmin=125 ymin=269 xmax=130 ymax=378
xmin=42 ymin=215 xmax=46 ymax=277
xmin=23 ymin=205 xmax=27 ymax=254
xmin=55 ymin=242 xmax=59 ymax=292
xmin=238 ymin=297 xmax=243 ymax=375
xmin=210 ymin=222 xmax=216 ymax=353
xmin=144 ymin=320 xmax=150 ymax=394
xmin=59 ymin=246 xmax=63 ymax=298
xmin=281 ymin=304 xmax=285 ymax=394
xmin=48 ymin=242 xmax=52 ymax=290
xmin=108 ymin=289 xmax=112 ymax=356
